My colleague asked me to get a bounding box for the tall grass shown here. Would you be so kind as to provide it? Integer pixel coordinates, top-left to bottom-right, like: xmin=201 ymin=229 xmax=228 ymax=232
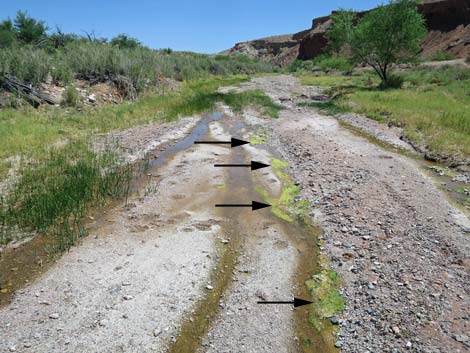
xmin=0 ymin=42 xmax=273 ymax=90
xmin=0 ymin=143 xmax=132 ymax=250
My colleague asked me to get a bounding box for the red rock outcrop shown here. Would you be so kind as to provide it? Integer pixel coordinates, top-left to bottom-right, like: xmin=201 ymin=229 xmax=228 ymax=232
xmin=226 ymin=0 xmax=470 ymax=66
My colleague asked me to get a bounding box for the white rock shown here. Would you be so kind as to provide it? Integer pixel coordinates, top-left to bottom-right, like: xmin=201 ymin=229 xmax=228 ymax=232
xmin=49 ymin=313 xmax=59 ymax=319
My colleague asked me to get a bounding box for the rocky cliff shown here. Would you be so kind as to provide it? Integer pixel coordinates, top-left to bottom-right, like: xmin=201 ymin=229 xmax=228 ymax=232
xmin=225 ymin=0 xmax=470 ymax=66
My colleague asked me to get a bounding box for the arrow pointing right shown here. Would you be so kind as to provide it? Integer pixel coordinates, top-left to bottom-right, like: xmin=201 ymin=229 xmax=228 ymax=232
xmin=257 ymin=297 xmax=313 ymax=308
xmin=215 ymin=201 xmax=271 ymax=211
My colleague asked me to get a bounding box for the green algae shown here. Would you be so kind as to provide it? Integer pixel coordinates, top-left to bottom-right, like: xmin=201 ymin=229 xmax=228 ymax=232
xmin=256 ymin=157 xmax=310 ymax=222
xmin=249 ymin=128 xmax=268 ymax=145
xmin=306 ymin=254 xmax=344 ymax=332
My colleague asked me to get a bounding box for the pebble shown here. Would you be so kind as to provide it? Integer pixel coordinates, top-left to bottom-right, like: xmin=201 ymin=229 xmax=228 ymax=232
xmin=9 ymin=346 xmax=16 ymax=352
xmin=206 ymin=285 xmax=214 ymax=290
xmin=153 ymin=328 xmax=162 ymax=337
xmin=123 ymin=295 xmax=133 ymax=300
xmin=48 ymin=313 xmax=59 ymax=319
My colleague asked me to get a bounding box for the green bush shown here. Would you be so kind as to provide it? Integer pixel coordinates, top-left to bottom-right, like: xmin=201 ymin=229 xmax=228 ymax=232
xmin=312 ymin=55 xmax=353 ymax=72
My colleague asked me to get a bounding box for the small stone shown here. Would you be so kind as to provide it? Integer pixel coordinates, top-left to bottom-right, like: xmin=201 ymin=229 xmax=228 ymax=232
xmin=334 ymin=340 xmax=342 ymax=348
xmin=23 ymin=342 xmax=32 ymax=348
xmin=49 ymin=313 xmax=59 ymax=319
xmin=153 ymin=328 xmax=162 ymax=337
xmin=330 ymin=316 xmax=340 ymax=325
xmin=206 ymin=285 xmax=214 ymax=290
xmin=406 ymin=341 xmax=412 ymax=349
xmin=454 ymin=334 xmax=468 ymax=343
xmin=392 ymin=326 xmax=400 ymax=335
xmin=122 ymin=282 xmax=131 ymax=286
xmin=99 ymin=319 xmax=108 ymax=327
xmin=123 ymin=295 xmax=133 ymax=300
xmin=9 ymin=346 xmax=16 ymax=352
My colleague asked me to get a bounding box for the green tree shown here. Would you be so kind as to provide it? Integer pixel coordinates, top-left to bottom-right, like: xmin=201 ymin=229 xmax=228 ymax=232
xmin=14 ymin=11 xmax=48 ymax=44
xmin=326 ymin=9 xmax=356 ymax=54
xmin=110 ymin=34 xmax=141 ymax=49
xmin=0 ymin=19 xmax=16 ymax=48
xmin=327 ymin=0 xmax=427 ymax=86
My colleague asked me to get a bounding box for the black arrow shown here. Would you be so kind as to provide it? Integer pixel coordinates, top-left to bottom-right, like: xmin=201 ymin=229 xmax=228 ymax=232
xmin=215 ymin=201 xmax=271 ymax=211
xmin=194 ymin=137 xmax=249 ymax=148
xmin=257 ymin=298 xmax=313 ymax=308
xmin=214 ymin=161 xmax=270 ymax=171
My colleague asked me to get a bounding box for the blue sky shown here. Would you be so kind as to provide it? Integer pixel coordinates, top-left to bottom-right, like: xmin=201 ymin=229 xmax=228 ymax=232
xmin=3 ymin=0 xmax=384 ymax=53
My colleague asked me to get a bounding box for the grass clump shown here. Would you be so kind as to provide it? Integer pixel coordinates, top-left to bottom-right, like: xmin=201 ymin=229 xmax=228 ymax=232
xmin=298 ymin=101 xmax=348 ymax=116
xmin=426 ymin=51 xmax=456 ymax=62
xmin=0 ymin=143 xmax=132 ymax=249
xmin=61 ymin=85 xmax=79 ymax=107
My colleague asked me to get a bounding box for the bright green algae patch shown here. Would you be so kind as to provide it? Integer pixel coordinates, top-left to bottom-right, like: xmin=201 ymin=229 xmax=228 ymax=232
xmin=256 ymin=158 xmax=310 ymax=222
xmin=306 ymin=254 xmax=345 ymax=332
xmin=249 ymin=128 xmax=268 ymax=145
xmin=255 ymin=155 xmax=344 ymax=345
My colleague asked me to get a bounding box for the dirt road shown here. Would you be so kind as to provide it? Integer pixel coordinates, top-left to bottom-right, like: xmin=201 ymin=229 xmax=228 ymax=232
xmin=1 ymin=75 xmax=469 ymax=353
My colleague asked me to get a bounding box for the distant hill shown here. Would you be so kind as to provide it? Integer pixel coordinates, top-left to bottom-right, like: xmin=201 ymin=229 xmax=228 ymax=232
xmin=223 ymin=0 xmax=470 ymax=66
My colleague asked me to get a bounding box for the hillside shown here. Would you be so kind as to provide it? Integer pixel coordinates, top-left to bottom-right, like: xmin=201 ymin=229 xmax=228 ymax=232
xmin=224 ymin=0 xmax=470 ymax=65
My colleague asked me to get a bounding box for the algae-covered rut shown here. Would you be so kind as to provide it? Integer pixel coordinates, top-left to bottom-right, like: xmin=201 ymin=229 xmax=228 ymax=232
xmin=168 ymin=114 xmax=335 ymax=353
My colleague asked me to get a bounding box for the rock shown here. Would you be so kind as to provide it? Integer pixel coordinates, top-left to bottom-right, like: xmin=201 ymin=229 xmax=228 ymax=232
xmin=454 ymin=334 xmax=468 ymax=343
xmin=330 ymin=316 xmax=340 ymax=325
xmin=406 ymin=341 xmax=412 ymax=349
xmin=123 ymin=295 xmax=133 ymax=300
xmin=88 ymin=93 xmax=96 ymax=103
xmin=48 ymin=313 xmax=59 ymax=319
xmin=153 ymin=328 xmax=162 ymax=337
xmin=99 ymin=319 xmax=108 ymax=327
xmin=392 ymin=326 xmax=400 ymax=336
xmin=9 ymin=346 xmax=16 ymax=352
xmin=206 ymin=285 xmax=214 ymax=290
